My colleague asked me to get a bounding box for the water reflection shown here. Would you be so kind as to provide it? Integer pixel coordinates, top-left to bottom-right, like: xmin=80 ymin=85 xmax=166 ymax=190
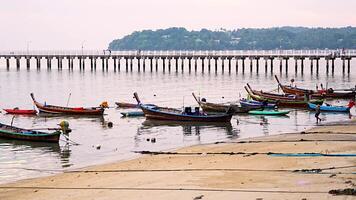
xmin=0 ymin=138 xmax=71 ymax=168
xmin=140 ymin=119 xmax=238 ymax=138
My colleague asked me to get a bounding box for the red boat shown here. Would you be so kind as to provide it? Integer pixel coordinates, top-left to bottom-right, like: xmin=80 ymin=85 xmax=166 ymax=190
xmin=275 ymin=75 xmax=356 ymax=99
xmin=3 ymin=109 xmax=37 ymax=115
xmin=30 ymin=93 xmax=107 ymax=115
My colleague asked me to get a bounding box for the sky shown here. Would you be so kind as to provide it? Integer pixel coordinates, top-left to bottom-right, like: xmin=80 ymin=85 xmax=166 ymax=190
xmin=0 ymin=0 xmax=355 ymax=50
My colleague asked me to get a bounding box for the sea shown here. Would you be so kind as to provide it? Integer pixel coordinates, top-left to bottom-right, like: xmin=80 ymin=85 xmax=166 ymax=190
xmin=0 ymin=58 xmax=355 ymax=184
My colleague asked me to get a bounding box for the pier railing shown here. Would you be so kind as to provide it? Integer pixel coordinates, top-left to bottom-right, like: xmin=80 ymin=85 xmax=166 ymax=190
xmin=0 ymin=49 xmax=356 ymax=57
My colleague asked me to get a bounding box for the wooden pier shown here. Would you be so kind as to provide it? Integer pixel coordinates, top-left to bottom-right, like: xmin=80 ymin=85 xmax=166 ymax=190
xmin=0 ymin=50 xmax=355 ymax=74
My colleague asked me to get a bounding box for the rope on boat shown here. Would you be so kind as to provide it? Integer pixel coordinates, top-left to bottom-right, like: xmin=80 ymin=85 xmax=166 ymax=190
xmin=61 ymin=134 xmax=80 ymax=145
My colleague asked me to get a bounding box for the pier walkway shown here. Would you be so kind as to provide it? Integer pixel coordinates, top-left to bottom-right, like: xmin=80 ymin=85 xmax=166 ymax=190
xmin=0 ymin=50 xmax=355 ymax=74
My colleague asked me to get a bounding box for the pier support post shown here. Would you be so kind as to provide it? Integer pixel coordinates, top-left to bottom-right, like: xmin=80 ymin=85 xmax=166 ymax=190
xmin=47 ymin=58 xmax=51 ymax=69
xmin=331 ymin=59 xmax=335 ymax=74
xmin=143 ymin=57 xmax=146 ymax=71
xmin=342 ymin=59 xmax=345 ymax=74
xmin=156 ymin=58 xmax=159 ymax=72
xmin=301 ymin=58 xmax=304 ymax=74
xmin=93 ymin=58 xmax=96 ymax=70
xmin=310 ymin=59 xmax=313 ymax=73
xmin=125 ymin=58 xmax=128 ymax=71
xmin=150 ymin=58 xmax=153 ymax=72
xmin=279 ymin=59 xmax=282 ymax=72
xmin=270 ymin=58 xmax=274 ymax=73
xmin=188 ymin=58 xmax=192 ymax=72
xmin=264 ymin=59 xmax=268 ymax=72
xmin=91 ymin=58 xmax=94 ymax=70
xmin=113 ymin=57 xmax=117 ymax=71
xmin=294 ymin=59 xmax=298 ymax=74
xmin=316 ymin=59 xmax=319 ymax=74
xmin=208 ymin=58 xmax=211 ymax=72
xmin=36 ymin=58 xmax=40 ymax=69
xmin=228 ymin=58 xmax=231 ymax=73
xmin=194 ymin=58 xmax=198 ymax=72
xmin=6 ymin=58 xmax=10 ymax=69
xmin=221 ymin=58 xmax=225 ymax=73
xmin=162 ymin=58 xmax=166 ymax=72
xmin=256 ymin=58 xmax=259 ymax=73
xmin=242 ymin=58 xmax=245 ymax=73
xmin=130 ymin=58 xmax=133 ymax=71
xmin=26 ymin=57 xmax=30 ymax=69
xmin=347 ymin=59 xmax=351 ymax=74
xmin=201 ymin=58 xmax=205 ymax=73
xmin=181 ymin=58 xmax=184 ymax=72
xmin=235 ymin=58 xmax=239 ymax=73
xmin=284 ymin=58 xmax=288 ymax=73
xmin=214 ymin=58 xmax=218 ymax=72
xmin=138 ymin=57 xmax=141 ymax=72
xmin=168 ymin=58 xmax=171 ymax=72
xmin=326 ymin=59 xmax=329 ymax=74
xmin=16 ymin=58 xmax=20 ymax=69
xmin=249 ymin=58 xmax=253 ymax=73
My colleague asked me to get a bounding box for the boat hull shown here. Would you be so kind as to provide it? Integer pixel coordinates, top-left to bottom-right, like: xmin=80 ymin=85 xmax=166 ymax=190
xmin=0 ymin=123 xmax=60 ymax=143
xmin=141 ymin=106 xmax=233 ymax=122
xmin=3 ymin=109 xmax=37 ymax=115
xmin=248 ymin=110 xmax=290 ymax=115
xmin=308 ymin=103 xmax=350 ymax=112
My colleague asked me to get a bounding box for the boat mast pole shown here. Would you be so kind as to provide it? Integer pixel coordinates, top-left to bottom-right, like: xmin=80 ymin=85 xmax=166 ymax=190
xmin=66 ymin=93 xmax=71 ymax=106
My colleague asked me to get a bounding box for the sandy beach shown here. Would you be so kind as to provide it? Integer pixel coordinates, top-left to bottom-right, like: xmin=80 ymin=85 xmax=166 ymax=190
xmin=0 ymin=122 xmax=355 ymax=200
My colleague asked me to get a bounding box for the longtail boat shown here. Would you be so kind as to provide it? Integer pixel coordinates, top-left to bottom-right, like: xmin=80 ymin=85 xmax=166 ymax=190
xmin=239 ymin=99 xmax=276 ymax=109
xmin=3 ymin=109 xmax=37 ymax=115
xmin=30 ymin=93 xmax=106 ymax=115
xmin=308 ymin=103 xmax=353 ymax=113
xmin=134 ymin=92 xmax=233 ymax=122
xmin=248 ymin=110 xmax=290 ymax=116
xmin=0 ymin=123 xmax=62 ymax=143
xmin=115 ymin=102 xmax=139 ymax=108
xmin=245 ymin=85 xmax=323 ymax=108
xmin=275 ymin=75 xmax=356 ymax=99
xmin=192 ymin=93 xmax=251 ymax=113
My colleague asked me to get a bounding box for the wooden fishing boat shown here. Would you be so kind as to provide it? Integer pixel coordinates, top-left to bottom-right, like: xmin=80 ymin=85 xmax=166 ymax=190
xmin=120 ymin=111 xmax=145 ymax=117
xmin=134 ymin=93 xmax=233 ymax=122
xmin=3 ymin=109 xmax=37 ymax=115
xmin=275 ymin=75 xmax=356 ymax=99
xmin=115 ymin=102 xmax=138 ymax=108
xmin=239 ymin=99 xmax=276 ymax=109
xmin=248 ymin=110 xmax=290 ymax=116
xmin=245 ymin=85 xmax=323 ymax=108
xmin=192 ymin=93 xmax=251 ymax=113
xmin=308 ymin=103 xmax=351 ymax=113
xmin=0 ymin=123 xmax=61 ymax=143
xmin=30 ymin=93 xmax=106 ymax=115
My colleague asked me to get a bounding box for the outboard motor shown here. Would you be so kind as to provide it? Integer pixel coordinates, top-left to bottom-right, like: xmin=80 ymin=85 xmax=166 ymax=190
xmin=184 ymin=107 xmax=192 ymax=115
xmin=194 ymin=107 xmax=200 ymax=115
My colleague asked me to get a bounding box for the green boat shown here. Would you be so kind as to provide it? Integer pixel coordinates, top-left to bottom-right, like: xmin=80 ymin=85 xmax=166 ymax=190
xmin=248 ymin=110 xmax=290 ymax=115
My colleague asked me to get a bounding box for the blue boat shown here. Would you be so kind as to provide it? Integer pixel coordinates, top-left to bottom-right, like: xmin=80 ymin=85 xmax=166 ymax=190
xmin=240 ymin=99 xmax=276 ymax=109
xmin=308 ymin=103 xmax=351 ymax=112
xmin=120 ymin=111 xmax=145 ymax=117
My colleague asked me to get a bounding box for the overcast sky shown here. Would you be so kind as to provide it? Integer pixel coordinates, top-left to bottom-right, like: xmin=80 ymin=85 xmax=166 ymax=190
xmin=0 ymin=0 xmax=355 ymax=50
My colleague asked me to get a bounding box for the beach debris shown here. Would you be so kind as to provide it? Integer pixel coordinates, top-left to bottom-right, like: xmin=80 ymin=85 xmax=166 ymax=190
xmin=256 ymin=198 xmax=263 ymax=200
xmin=107 ymin=121 xmax=113 ymax=128
xmin=329 ymin=188 xmax=356 ymax=196
xmin=193 ymin=194 xmax=204 ymax=200
xmin=96 ymin=145 xmax=101 ymax=150
xmin=292 ymin=168 xmax=322 ymax=173
xmin=329 ymin=174 xmax=336 ymax=178
xmin=151 ymin=138 xmax=156 ymax=143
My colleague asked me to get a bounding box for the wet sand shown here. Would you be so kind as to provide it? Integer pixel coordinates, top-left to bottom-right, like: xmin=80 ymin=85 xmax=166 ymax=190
xmin=1 ymin=123 xmax=355 ymax=200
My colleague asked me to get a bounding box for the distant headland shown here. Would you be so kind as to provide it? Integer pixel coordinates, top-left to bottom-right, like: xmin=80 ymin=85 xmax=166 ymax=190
xmin=108 ymin=27 xmax=356 ymax=50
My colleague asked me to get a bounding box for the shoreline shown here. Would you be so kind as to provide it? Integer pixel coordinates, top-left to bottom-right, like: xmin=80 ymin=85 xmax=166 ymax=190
xmin=1 ymin=122 xmax=355 ymax=199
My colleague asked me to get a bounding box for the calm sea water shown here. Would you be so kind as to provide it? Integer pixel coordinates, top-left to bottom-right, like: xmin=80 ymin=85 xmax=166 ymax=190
xmin=0 ymin=58 xmax=355 ymax=184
